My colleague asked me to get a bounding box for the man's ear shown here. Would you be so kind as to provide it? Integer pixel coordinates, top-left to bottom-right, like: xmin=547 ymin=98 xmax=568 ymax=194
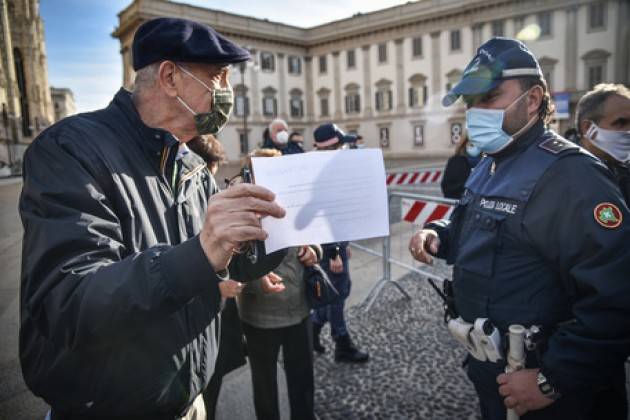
xmin=580 ymin=119 xmax=593 ymax=138
xmin=157 ymin=61 xmax=180 ymax=98
xmin=527 ymin=85 xmax=543 ymax=117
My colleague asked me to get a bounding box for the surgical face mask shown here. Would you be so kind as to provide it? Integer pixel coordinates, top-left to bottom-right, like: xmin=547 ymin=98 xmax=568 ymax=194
xmin=466 ymin=143 xmax=481 ymax=157
xmin=586 ymin=122 xmax=630 ymax=163
xmin=176 ymin=66 xmax=234 ymax=135
xmin=275 ymin=130 xmax=289 ymax=145
xmin=465 ymin=89 xmax=530 ymax=154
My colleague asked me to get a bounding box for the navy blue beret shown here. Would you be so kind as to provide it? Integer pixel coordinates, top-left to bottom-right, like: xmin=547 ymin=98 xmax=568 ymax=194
xmin=132 ymin=17 xmax=250 ymax=71
xmin=443 ymin=37 xmax=542 ymax=106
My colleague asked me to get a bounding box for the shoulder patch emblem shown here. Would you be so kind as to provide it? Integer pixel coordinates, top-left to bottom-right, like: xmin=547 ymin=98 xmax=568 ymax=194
xmin=538 ymin=137 xmax=578 ymax=154
xmin=594 ymin=202 xmax=623 ymax=229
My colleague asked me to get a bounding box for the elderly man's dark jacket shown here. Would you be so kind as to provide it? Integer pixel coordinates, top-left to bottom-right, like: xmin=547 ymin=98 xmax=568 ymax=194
xmin=19 ymin=88 xmax=284 ymax=418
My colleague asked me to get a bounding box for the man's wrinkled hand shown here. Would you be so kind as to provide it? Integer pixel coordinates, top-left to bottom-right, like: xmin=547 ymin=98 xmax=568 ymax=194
xmin=199 ymin=184 xmax=285 ymax=272
xmin=218 ymin=280 xmax=244 ymax=298
xmin=497 ymin=369 xmax=555 ymax=416
xmin=297 ymin=246 xmax=318 ymax=267
xmin=261 ymin=272 xmax=285 ymax=294
xmin=408 ymin=229 xmax=440 ymax=264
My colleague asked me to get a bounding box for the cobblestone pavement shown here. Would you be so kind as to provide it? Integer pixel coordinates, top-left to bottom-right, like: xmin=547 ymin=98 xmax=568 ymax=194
xmin=313 ymin=272 xmax=481 ymax=420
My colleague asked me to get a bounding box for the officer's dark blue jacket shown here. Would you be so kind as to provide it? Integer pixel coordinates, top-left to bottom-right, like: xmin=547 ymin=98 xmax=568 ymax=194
xmin=428 ymin=120 xmax=630 ymax=394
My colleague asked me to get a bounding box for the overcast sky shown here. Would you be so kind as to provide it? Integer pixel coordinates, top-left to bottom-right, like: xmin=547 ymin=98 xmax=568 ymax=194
xmin=41 ymin=0 xmax=411 ymax=113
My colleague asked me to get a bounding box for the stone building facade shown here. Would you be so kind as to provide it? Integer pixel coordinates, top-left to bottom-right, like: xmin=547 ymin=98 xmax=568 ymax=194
xmin=51 ymin=87 xmax=76 ymax=122
xmin=113 ymin=0 xmax=629 ymax=161
xmin=0 ymin=0 xmax=55 ymax=166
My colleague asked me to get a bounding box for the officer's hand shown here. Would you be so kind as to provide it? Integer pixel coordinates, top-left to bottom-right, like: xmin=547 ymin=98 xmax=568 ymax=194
xmin=218 ymin=280 xmax=244 ymax=298
xmin=297 ymin=246 xmax=318 ymax=267
xmin=409 ymin=229 xmax=440 ymax=264
xmin=261 ymin=272 xmax=285 ymax=294
xmin=497 ymin=369 xmax=555 ymax=416
xmin=200 ymin=184 xmax=286 ymax=271
xmin=329 ymin=256 xmax=344 ymax=273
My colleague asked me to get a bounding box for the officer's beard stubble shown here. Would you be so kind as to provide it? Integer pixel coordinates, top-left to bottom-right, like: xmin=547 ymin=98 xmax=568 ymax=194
xmin=503 ymin=93 xmax=531 ymax=137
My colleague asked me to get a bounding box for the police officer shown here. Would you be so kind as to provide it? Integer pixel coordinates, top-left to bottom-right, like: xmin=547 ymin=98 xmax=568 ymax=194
xmin=19 ymin=18 xmax=286 ymax=419
xmin=409 ymin=38 xmax=630 ymax=419
xmin=310 ymin=123 xmax=369 ymax=363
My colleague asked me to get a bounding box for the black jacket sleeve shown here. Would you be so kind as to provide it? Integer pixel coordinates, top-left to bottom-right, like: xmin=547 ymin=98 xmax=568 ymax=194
xmin=441 ymin=155 xmax=471 ymax=200
xmin=19 ymin=130 xmax=222 ymax=351
xmin=523 ymin=155 xmax=630 ymax=392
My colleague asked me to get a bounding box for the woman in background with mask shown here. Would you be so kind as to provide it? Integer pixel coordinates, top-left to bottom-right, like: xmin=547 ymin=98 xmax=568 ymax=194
xmin=577 ymin=83 xmax=630 ymax=203
xmin=440 ymin=135 xmax=482 ymax=199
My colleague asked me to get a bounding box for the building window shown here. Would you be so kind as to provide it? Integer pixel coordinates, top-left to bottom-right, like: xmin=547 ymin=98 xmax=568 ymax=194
xmin=538 ymin=57 xmax=557 ymax=93
xmin=379 ymin=126 xmax=390 ymax=148
xmin=408 ymin=74 xmax=428 ymax=108
xmin=472 ymin=24 xmax=484 ymax=50
xmin=262 ymin=87 xmax=277 ymax=117
xmin=319 ymin=55 xmax=327 ymax=74
xmin=588 ymin=3 xmax=606 ymax=31
xmin=450 ymin=30 xmax=461 ymax=52
xmin=260 ymin=52 xmax=275 ymax=71
xmin=375 ymin=79 xmax=393 ymax=112
xmin=588 ymin=65 xmax=604 ymax=87
xmin=344 ymin=83 xmax=361 ymax=114
xmin=320 ymin=97 xmax=329 ymax=117
xmin=413 ymin=124 xmax=424 ymax=147
xmin=537 ymin=12 xmax=552 ymax=37
xmin=317 ymin=87 xmax=331 ymax=117
xmin=492 ymin=20 xmax=504 ymax=37
xmin=288 ymin=55 xmax=302 ymax=75
xmin=239 ymin=132 xmax=249 ymax=155
xmin=378 ymin=43 xmax=388 ymax=63
xmin=234 ymin=85 xmax=249 ymax=117
xmin=347 ymin=49 xmax=356 ymax=69
xmin=412 ymin=37 xmax=423 ymax=58
xmin=514 ymin=16 xmax=525 ymax=35
xmin=289 ymin=89 xmax=304 ymax=118
xmin=582 ymin=49 xmax=610 ymax=89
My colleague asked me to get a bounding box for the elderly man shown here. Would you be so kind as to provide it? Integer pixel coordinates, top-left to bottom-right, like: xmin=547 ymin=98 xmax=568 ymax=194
xmin=409 ymin=38 xmax=630 ymax=419
xmin=19 ymin=18 xmax=286 ymax=419
xmin=263 ymin=118 xmax=303 ymax=155
xmin=576 ymin=83 xmax=630 ymax=202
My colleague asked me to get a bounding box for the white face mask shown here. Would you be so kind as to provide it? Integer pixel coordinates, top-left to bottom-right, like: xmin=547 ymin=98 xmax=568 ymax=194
xmin=586 ymin=122 xmax=630 ymax=163
xmin=275 ymin=130 xmax=289 ymax=145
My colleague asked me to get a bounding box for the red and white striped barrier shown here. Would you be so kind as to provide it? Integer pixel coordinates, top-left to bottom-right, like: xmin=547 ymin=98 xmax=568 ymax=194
xmin=386 ymin=169 xmax=443 ymax=186
xmin=401 ymin=198 xmax=454 ymax=225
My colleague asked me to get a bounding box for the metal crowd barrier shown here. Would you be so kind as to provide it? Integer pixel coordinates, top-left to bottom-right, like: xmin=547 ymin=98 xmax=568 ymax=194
xmin=356 ymin=190 xmax=459 ymax=312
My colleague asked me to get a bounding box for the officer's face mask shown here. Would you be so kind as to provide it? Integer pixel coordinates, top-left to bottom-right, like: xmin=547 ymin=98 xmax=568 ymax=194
xmin=466 ymin=143 xmax=481 ymax=157
xmin=586 ymin=122 xmax=630 ymax=163
xmin=274 ymin=130 xmax=289 ymax=145
xmin=465 ymin=89 xmax=531 ymax=154
xmin=176 ymin=65 xmax=234 ymax=135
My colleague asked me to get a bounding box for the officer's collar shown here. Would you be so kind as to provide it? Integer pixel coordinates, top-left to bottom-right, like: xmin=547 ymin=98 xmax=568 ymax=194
xmin=112 ymin=88 xmax=179 ymax=153
xmin=491 ymin=119 xmax=545 ymax=161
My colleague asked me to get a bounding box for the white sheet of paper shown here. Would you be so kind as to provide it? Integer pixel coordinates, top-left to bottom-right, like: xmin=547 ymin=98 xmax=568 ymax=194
xmin=251 ymin=149 xmax=390 ymax=253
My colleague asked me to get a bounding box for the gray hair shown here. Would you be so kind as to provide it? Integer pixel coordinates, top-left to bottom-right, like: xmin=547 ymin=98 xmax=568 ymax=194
xmin=268 ymin=118 xmax=288 ymax=132
xmin=132 ymin=63 xmax=160 ymax=93
xmin=576 ymin=83 xmax=630 ymax=135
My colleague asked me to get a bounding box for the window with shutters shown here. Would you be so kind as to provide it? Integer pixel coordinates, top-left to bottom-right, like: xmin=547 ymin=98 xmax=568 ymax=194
xmin=450 ymin=30 xmax=461 ymax=52
xmin=288 ymin=55 xmax=302 ymax=75
xmin=412 ymin=37 xmax=423 ymax=58
xmin=260 ymin=52 xmax=275 ymax=72
xmin=319 ymin=55 xmax=327 ymax=74
xmin=317 ymin=87 xmax=331 ymax=117
xmin=378 ymin=43 xmax=388 ymax=63
xmin=347 ymin=49 xmax=356 ymax=69
xmin=408 ymin=74 xmax=428 ymax=108
xmin=344 ymin=83 xmax=361 ymax=114
xmin=289 ymin=89 xmax=304 ymax=118
xmin=375 ymin=79 xmax=393 ymax=112
xmin=262 ymin=86 xmax=277 ymax=117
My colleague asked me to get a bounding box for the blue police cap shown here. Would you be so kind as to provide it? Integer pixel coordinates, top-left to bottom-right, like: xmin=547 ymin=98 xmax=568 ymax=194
xmin=132 ymin=18 xmax=250 ymax=71
xmin=442 ymin=37 xmax=542 ymax=107
xmin=314 ymin=123 xmax=346 ymax=148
